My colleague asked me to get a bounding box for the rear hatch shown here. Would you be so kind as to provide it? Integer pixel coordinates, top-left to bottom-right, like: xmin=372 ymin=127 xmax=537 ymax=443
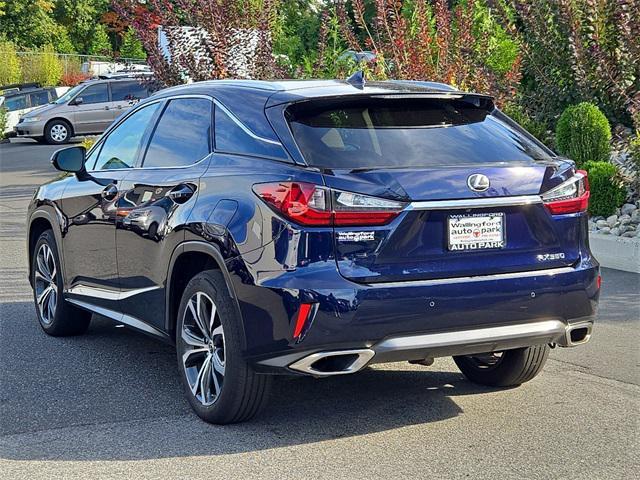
xmin=286 ymin=95 xmax=583 ymax=282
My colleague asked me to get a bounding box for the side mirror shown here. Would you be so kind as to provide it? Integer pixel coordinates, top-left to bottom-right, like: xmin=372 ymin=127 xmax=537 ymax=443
xmin=71 ymin=97 xmax=84 ymax=106
xmin=51 ymin=146 xmax=86 ymax=173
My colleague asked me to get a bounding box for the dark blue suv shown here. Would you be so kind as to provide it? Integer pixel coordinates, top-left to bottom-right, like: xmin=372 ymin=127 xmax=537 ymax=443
xmin=27 ymin=79 xmax=600 ymax=424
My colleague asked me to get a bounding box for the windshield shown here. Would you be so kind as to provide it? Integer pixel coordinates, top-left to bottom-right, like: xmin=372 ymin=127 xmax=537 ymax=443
xmin=287 ymin=97 xmax=554 ymax=169
xmin=54 ymin=84 xmax=85 ymax=104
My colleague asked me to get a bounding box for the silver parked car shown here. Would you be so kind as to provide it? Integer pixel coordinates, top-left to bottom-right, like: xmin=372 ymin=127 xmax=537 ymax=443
xmin=15 ymin=78 xmax=151 ymax=144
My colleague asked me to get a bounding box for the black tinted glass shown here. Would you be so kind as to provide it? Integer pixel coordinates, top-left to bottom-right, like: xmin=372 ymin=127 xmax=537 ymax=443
xmin=111 ymin=81 xmax=149 ymax=101
xmin=93 ymin=103 xmax=160 ymax=170
xmin=143 ymin=98 xmax=211 ymax=168
xmin=79 ymin=84 xmax=109 ymax=104
xmin=288 ymin=98 xmax=553 ymax=169
xmin=215 ymin=106 xmax=288 ymax=160
xmin=29 ymin=90 xmax=50 ymax=107
xmin=4 ymin=95 xmax=27 ymax=111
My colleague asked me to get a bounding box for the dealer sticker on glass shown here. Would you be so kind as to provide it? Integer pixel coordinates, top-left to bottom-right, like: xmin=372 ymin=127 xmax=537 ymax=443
xmin=448 ymin=212 xmax=505 ymax=251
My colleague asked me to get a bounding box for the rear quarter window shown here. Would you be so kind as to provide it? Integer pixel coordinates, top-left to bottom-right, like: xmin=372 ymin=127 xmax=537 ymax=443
xmin=287 ymin=97 xmax=553 ymax=169
xmin=214 ymin=104 xmax=289 ymax=160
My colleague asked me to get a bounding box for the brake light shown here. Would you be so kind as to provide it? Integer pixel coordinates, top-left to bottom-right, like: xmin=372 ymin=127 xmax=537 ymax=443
xmin=252 ymin=182 xmax=406 ymax=226
xmin=541 ymin=170 xmax=590 ymax=215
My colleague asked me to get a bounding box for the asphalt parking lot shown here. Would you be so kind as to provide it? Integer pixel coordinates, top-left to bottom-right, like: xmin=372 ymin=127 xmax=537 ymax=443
xmin=0 ymin=139 xmax=638 ymax=479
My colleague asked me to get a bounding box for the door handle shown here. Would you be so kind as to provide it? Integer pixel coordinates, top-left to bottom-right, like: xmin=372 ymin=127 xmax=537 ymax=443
xmin=104 ymin=105 xmax=110 ymax=110
xmin=101 ymin=184 xmax=118 ymax=201
xmin=168 ymin=184 xmax=195 ymax=204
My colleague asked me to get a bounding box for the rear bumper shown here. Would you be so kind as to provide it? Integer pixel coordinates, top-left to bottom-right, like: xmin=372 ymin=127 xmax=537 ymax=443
xmin=238 ymin=256 xmax=599 ymax=373
xmin=287 ymin=318 xmax=593 ymax=376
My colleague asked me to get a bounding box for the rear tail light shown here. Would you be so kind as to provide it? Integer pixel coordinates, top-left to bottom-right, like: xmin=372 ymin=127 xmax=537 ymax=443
xmin=253 ymin=182 xmax=406 ymax=226
xmin=541 ymin=170 xmax=590 ymax=215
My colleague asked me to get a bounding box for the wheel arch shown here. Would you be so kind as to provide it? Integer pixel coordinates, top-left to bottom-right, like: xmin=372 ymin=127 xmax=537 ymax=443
xmin=165 ymin=241 xmax=245 ymax=346
xmin=27 ymin=211 xmax=63 ymax=287
xmin=44 ymin=117 xmax=74 ymax=137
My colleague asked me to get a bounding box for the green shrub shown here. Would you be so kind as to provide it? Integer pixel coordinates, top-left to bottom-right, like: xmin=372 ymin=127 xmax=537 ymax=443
xmin=0 ymin=107 xmax=7 ymax=140
xmin=556 ymin=103 xmax=611 ymax=168
xmin=583 ymin=161 xmax=626 ymax=217
xmin=21 ymin=45 xmax=63 ymax=86
xmin=0 ymin=39 xmax=21 ymax=85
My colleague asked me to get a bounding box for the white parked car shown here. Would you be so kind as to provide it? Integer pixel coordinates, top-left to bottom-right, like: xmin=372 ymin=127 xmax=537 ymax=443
xmin=1 ymin=86 xmax=70 ymax=137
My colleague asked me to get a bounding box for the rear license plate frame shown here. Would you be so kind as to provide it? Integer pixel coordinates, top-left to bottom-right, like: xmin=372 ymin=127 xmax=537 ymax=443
xmin=447 ymin=212 xmax=506 ymax=251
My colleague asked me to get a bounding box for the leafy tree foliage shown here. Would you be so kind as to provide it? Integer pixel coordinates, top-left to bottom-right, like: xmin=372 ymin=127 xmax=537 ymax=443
xmin=119 ymin=27 xmax=146 ymax=59
xmin=0 ymin=0 xmax=75 ymax=52
xmin=513 ymin=0 xmax=640 ymax=126
xmin=0 ymin=39 xmax=22 ymax=85
xmin=89 ymin=23 xmax=113 ymax=56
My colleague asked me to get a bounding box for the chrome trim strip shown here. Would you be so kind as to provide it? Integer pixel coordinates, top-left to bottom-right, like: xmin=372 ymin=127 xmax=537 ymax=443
xmin=67 ymin=284 xmax=161 ymax=301
xmin=374 ymin=320 xmax=566 ymax=355
xmin=86 ymin=93 xmax=285 ymax=173
xmin=288 ymin=349 xmax=375 ymax=377
xmin=407 ymin=195 xmax=542 ymax=211
xmin=214 ymin=100 xmax=282 ymax=145
xmin=67 ymin=298 xmax=169 ymax=339
xmin=368 ymin=266 xmax=574 ymax=288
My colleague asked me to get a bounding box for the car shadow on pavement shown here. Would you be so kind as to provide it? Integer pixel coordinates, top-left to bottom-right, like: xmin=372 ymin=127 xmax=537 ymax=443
xmin=0 ymin=301 xmax=501 ymax=462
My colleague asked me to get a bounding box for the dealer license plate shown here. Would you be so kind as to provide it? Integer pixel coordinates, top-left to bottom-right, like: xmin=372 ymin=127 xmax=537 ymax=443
xmin=448 ymin=213 xmax=505 ymax=251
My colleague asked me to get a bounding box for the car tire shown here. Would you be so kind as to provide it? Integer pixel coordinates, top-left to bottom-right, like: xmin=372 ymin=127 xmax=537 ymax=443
xmin=32 ymin=230 xmax=91 ymax=336
xmin=176 ymin=270 xmax=271 ymax=424
xmin=44 ymin=120 xmax=72 ymax=145
xmin=453 ymin=345 xmax=549 ymax=387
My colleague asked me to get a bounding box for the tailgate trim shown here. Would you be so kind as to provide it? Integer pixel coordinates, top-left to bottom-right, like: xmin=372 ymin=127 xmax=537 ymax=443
xmin=366 ymin=266 xmax=574 ymax=288
xmin=408 ymin=195 xmax=541 ymax=210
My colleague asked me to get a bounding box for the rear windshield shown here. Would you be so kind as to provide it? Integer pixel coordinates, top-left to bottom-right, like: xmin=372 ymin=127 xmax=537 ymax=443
xmin=287 ymin=97 xmax=553 ymax=169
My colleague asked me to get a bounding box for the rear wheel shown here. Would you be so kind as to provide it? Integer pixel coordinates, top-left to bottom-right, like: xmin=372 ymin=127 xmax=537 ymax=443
xmin=453 ymin=345 xmax=549 ymax=387
xmin=32 ymin=230 xmax=91 ymax=336
xmin=176 ymin=270 xmax=271 ymax=424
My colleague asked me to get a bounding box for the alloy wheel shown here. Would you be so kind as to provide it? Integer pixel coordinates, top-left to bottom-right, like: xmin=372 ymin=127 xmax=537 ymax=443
xmin=50 ymin=124 xmax=68 ymax=142
xmin=34 ymin=243 xmax=58 ymax=325
xmin=181 ymin=291 xmax=226 ymax=406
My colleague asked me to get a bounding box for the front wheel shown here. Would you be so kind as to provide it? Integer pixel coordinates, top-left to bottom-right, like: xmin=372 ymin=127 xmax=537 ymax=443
xmin=176 ymin=270 xmax=271 ymax=424
xmin=44 ymin=120 xmax=72 ymax=144
xmin=32 ymin=230 xmax=91 ymax=336
xmin=453 ymin=345 xmax=550 ymax=387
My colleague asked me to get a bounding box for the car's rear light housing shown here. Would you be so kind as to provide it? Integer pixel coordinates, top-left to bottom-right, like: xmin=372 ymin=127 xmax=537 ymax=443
xmin=252 ymin=182 xmax=406 ymax=226
xmin=541 ymin=170 xmax=590 ymax=215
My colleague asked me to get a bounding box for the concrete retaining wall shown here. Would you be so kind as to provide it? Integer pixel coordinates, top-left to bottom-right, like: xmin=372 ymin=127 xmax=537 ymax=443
xmin=589 ymin=233 xmax=640 ymax=273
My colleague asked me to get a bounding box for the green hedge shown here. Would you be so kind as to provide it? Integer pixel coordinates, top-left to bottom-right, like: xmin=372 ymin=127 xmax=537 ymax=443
xmin=556 ymin=103 xmax=611 ymax=168
xmin=583 ymin=161 xmax=626 ymax=217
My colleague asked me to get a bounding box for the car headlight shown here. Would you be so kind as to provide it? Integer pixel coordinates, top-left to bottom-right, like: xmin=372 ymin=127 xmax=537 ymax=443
xmin=22 ymin=116 xmax=40 ymax=123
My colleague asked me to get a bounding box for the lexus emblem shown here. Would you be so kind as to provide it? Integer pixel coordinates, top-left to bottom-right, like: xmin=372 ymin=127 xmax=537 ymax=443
xmin=467 ymin=173 xmax=490 ymax=192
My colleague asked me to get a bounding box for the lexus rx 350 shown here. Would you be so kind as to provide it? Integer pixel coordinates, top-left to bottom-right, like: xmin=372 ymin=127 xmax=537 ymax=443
xmin=27 ymin=79 xmax=600 ymax=424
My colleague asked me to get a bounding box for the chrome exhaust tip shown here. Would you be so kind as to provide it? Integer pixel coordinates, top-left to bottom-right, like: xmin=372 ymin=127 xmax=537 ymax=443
xmin=559 ymin=321 xmax=593 ymax=347
xmin=288 ymin=349 xmax=375 ymax=377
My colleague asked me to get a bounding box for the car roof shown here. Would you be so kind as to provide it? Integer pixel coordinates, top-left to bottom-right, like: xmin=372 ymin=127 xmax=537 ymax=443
xmin=152 ymin=78 xmax=483 ymax=107
xmin=3 ymin=86 xmax=55 ymax=98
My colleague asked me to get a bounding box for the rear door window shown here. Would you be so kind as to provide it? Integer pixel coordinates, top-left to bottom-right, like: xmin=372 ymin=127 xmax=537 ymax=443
xmin=4 ymin=95 xmax=27 ymax=111
xmin=111 ymin=81 xmax=149 ymax=101
xmin=287 ymin=97 xmax=553 ymax=169
xmin=29 ymin=90 xmax=50 ymax=107
xmin=142 ymin=98 xmax=212 ymax=168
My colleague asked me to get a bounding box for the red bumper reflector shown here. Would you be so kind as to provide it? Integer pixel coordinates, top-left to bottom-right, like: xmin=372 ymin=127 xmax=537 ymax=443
xmin=293 ymin=303 xmax=314 ymax=339
xmin=597 ymin=275 xmax=602 ymax=290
